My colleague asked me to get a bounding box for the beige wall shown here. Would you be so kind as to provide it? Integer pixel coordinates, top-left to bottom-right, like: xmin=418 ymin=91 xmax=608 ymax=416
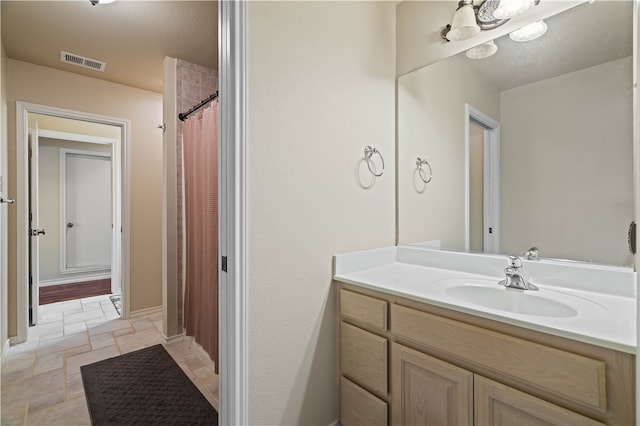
xmin=500 ymin=57 xmax=633 ymax=265
xmin=29 ymin=113 xmax=121 ymax=139
xmin=397 ymin=55 xmax=500 ymax=247
xmin=247 ymin=1 xmax=395 ymax=423
xmin=7 ymin=59 xmax=163 ymax=335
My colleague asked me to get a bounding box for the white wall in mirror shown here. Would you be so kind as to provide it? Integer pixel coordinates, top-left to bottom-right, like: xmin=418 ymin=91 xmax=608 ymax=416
xmin=500 ymin=56 xmax=632 ymax=265
xmin=397 ymin=0 xmax=634 ymax=266
xmin=397 ymin=55 xmax=500 ymax=248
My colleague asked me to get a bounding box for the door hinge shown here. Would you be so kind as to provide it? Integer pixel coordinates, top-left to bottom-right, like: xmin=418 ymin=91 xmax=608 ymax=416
xmin=221 ymin=256 xmax=227 ymax=273
xmin=489 ymin=227 xmax=493 ymax=234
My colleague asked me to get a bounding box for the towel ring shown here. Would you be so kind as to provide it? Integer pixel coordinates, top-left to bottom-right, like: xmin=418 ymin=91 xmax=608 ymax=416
xmin=416 ymin=157 xmax=432 ymax=183
xmin=364 ymin=146 xmax=384 ymax=177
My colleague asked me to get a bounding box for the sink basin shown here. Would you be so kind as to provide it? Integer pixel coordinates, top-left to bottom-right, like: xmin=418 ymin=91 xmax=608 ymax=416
xmin=445 ymin=284 xmax=578 ymax=318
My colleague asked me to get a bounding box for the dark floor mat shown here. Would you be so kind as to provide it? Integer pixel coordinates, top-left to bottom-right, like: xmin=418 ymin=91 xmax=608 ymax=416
xmin=81 ymin=344 xmax=218 ymax=425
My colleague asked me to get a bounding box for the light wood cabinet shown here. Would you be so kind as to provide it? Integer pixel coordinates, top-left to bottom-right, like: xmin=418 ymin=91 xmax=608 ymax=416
xmin=340 ymin=321 xmax=387 ymax=396
xmin=391 ymin=303 xmax=607 ymax=411
xmin=392 ymin=342 xmax=473 ymax=425
xmin=337 ymin=283 xmax=635 ymax=426
xmin=340 ymin=376 xmax=387 ymax=426
xmin=475 ymin=376 xmax=605 ymax=426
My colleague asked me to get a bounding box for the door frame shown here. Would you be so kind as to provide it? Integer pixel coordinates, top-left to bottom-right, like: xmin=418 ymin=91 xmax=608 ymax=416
xmin=59 ymin=147 xmax=113 ymax=276
xmin=464 ymin=103 xmax=501 ymax=254
xmin=14 ymin=101 xmax=130 ymax=343
xmin=219 ymin=0 xmax=248 ymax=424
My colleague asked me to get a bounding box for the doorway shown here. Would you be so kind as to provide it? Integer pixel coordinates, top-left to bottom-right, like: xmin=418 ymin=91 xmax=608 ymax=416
xmin=465 ymin=103 xmax=500 ymax=254
xmin=15 ymin=102 xmax=129 ymax=343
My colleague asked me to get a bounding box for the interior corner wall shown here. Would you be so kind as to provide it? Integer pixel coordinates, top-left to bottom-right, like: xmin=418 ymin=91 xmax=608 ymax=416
xmin=174 ymin=59 xmax=217 ymax=333
xmin=247 ymin=2 xmax=396 ymax=423
xmin=7 ymin=59 xmax=163 ymax=335
xmin=500 ymin=57 xmax=633 ymax=265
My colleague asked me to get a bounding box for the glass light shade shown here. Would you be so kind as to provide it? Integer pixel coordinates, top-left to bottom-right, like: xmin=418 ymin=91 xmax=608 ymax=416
xmin=447 ymin=4 xmax=481 ymax=41
xmin=465 ymin=40 xmax=498 ymax=59
xmin=509 ymin=20 xmax=547 ymax=42
xmin=98 ymin=0 xmax=117 ymax=4
xmin=493 ymin=0 xmax=535 ymax=19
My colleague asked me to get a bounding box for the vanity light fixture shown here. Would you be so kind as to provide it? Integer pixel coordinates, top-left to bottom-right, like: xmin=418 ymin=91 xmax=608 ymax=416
xmin=89 ymin=0 xmax=116 ymax=5
xmin=493 ymin=0 xmax=535 ymax=19
xmin=465 ymin=40 xmax=498 ymax=59
xmin=443 ymin=0 xmax=481 ymax=42
xmin=441 ymin=0 xmax=541 ymax=42
xmin=509 ymin=20 xmax=547 ymax=42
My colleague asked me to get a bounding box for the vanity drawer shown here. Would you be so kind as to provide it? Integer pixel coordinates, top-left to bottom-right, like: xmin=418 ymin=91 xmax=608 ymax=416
xmin=340 ymin=289 xmax=388 ymax=332
xmin=341 ymin=322 xmax=388 ymax=396
xmin=340 ymin=376 xmax=388 ymax=426
xmin=391 ymin=304 xmax=607 ymax=412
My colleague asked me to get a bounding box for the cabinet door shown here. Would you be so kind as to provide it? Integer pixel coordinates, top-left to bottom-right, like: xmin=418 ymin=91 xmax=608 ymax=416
xmin=475 ymin=376 xmax=605 ymax=426
xmin=340 ymin=376 xmax=388 ymax=426
xmin=392 ymin=343 xmax=473 ymax=426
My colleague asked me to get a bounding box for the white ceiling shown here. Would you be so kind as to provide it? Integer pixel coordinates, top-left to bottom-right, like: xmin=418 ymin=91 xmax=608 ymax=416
xmin=461 ymin=1 xmax=633 ymax=91
xmin=1 ymin=0 xmax=217 ymax=94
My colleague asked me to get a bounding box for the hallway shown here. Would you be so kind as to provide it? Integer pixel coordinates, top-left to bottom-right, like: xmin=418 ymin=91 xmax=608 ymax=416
xmin=1 ymin=295 xmax=219 ymax=425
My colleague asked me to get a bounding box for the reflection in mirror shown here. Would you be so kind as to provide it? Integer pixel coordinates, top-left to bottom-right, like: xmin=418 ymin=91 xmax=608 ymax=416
xmin=397 ymin=1 xmax=633 ymax=266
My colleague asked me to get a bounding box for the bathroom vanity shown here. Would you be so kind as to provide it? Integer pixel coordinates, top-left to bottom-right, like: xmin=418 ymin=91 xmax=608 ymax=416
xmin=334 ymin=247 xmax=636 ymax=425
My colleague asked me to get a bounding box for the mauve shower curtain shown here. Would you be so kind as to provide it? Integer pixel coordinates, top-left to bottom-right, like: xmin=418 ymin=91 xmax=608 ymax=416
xmin=183 ymin=100 xmax=218 ymax=372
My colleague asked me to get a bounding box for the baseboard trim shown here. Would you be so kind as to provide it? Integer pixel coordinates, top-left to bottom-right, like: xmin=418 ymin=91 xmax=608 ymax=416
xmin=163 ymin=332 xmax=185 ymax=345
xmin=127 ymin=305 xmax=163 ymax=319
xmin=40 ymin=274 xmax=111 ymax=287
xmin=2 ymin=338 xmax=10 ymax=362
xmin=9 ymin=335 xmax=26 ymax=346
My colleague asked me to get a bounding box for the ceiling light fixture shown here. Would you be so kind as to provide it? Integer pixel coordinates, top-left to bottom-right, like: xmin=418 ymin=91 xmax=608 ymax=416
xmin=465 ymin=40 xmax=498 ymax=59
xmin=89 ymin=0 xmax=116 ymax=5
xmin=509 ymin=20 xmax=548 ymax=42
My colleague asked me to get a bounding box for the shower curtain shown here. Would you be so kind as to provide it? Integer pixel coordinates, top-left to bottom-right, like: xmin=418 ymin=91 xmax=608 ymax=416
xmin=183 ymin=100 xmax=219 ymax=372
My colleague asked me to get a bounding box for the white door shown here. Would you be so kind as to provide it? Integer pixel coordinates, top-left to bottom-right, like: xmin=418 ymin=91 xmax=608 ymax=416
xmin=63 ymin=151 xmax=112 ymax=272
xmin=29 ymin=124 xmax=41 ymax=325
xmin=466 ymin=104 xmax=500 ymax=254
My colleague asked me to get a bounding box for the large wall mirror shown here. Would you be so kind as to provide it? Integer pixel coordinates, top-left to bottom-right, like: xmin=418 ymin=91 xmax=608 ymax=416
xmin=397 ymin=0 xmax=634 ymax=266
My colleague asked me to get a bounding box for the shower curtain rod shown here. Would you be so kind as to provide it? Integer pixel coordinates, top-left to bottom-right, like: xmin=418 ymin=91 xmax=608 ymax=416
xmin=178 ymin=91 xmax=219 ymax=122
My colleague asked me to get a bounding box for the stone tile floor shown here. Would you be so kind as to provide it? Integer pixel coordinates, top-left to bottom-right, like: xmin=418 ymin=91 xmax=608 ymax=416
xmin=1 ymin=294 xmax=219 ymax=425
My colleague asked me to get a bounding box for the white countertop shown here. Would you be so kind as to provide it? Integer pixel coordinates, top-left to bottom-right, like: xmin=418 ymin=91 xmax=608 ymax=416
xmin=333 ymin=246 xmax=637 ymax=354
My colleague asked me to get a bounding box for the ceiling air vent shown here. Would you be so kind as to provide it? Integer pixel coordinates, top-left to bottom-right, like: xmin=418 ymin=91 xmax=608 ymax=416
xmin=60 ymin=51 xmax=106 ymax=72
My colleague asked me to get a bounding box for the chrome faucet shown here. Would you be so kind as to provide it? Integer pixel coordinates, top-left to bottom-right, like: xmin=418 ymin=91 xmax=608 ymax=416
xmin=525 ymin=246 xmax=540 ymax=261
xmin=499 ymin=256 xmax=538 ymax=291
